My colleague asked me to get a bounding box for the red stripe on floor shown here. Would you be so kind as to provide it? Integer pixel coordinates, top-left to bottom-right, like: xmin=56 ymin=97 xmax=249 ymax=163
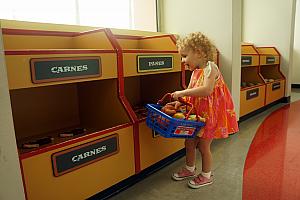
xmin=243 ymin=101 xmax=300 ymax=200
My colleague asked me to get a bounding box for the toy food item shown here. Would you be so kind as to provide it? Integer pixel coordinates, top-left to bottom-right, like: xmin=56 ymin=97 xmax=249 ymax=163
xmin=187 ymin=114 xmax=206 ymax=122
xmin=22 ymin=136 xmax=54 ymax=149
xmin=22 ymin=143 xmax=39 ymax=149
xmin=59 ymin=128 xmax=86 ymax=137
xmin=188 ymin=114 xmax=197 ymax=121
xmin=173 ymin=112 xmax=185 ymax=119
xmin=199 ymin=117 xmax=206 ymax=122
xmin=247 ymin=82 xmax=255 ymax=87
xmin=161 ymin=104 xmax=176 ymax=116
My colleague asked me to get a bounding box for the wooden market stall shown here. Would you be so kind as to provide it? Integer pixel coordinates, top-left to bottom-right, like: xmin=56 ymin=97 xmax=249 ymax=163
xmin=240 ymin=43 xmax=266 ymax=117
xmin=256 ymin=47 xmax=285 ymax=105
xmin=110 ymin=31 xmax=185 ymax=171
xmin=2 ymin=22 xmax=135 ymax=200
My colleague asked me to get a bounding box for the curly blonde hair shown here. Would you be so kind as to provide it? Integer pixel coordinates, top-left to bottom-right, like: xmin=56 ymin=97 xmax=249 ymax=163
xmin=176 ymin=32 xmax=217 ymax=62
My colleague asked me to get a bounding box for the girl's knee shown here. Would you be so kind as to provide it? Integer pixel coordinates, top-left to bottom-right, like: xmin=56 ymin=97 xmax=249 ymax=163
xmin=185 ymin=139 xmax=197 ymax=149
xmin=198 ymin=145 xmax=211 ymax=155
xmin=197 ymin=139 xmax=213 ymax=154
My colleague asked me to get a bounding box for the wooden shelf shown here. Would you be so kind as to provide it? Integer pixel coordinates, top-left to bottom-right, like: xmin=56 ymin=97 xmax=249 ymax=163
xmin=240 ymin=43 xmax=266 ymax=117
xmin=241 ymin=44 xmax=260 ymax=67
xmin=113 ymin=34 xmax=181 ymax=76
xmin=10 ymin=79 xmax=130 ymax=153
xmin=3 ymin=28 xmax=118 ymax=89
xmin=113 ymin=32 xmax=185 ymax=170
xmin=257 ymin=47 xmax=285 ymax=104
xmin=256 ymin=47 xmax=280 ymax=65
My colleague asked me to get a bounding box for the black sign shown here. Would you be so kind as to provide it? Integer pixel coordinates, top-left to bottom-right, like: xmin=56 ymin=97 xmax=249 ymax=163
xmin=30 ymin=57 xmax=101 ymax=83
xmin=241 ymin=56 xmax=252 ymax=66
xmin=266 ymin=56 xmax=276 ymax=64
xmin=52 ymin=134 xmax=119 ymax=177
xmin=246 ymin=88 xmax=259 ymax=100
xmin=137 ymin=55 xmax=173 ymax=72
xmin=272 ymin=82 xmax=281 ymax=91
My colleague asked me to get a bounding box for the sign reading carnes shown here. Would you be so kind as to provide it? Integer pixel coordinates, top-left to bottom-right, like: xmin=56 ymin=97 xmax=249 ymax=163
xmin=52 ymin=134 xmax=119 ymax=177
xmin=30 ymin=57 xmax=101 ymax=83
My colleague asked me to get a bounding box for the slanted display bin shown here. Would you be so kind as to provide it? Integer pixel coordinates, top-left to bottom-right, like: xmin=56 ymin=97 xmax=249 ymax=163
xmin=2 ymin=22 xmax=135 ymax=200
xmin=256 ymin=47 xmax=285 ymax=105
xmin=112 ymin=31 xmax=185 ymax=171
xmin=240 ymin=43 xmax=266 ymax=117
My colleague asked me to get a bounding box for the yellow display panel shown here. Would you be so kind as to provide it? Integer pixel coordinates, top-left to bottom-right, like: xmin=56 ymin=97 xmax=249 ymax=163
xmin=241 ymin=45 xmax=258 ymax=54
xmin=256 ymin=47 xmax=280 ymax=65
xmin=240 ymin=85 xmax=266 ymax=117
xmin=265 ymin=80 xmax=285 ymax=105
xmin=138 ymin=122 xmax=184 ymax=170
xmin=6 ymin=53 xmax=117 ymax=89
xmin=259 ymin=55 xmax=280 ymax=65
xmin=21 ymin=127 xmax=135 ymax=200
xmin=241 ymin=44 xmax=260 ymax=67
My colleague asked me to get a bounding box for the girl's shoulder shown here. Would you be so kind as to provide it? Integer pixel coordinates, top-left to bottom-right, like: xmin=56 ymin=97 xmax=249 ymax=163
xmin=204 ymin=61 xmax=219 ymax=79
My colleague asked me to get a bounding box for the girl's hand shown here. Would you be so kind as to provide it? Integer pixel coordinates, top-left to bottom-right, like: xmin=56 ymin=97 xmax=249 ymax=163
xmin=171 ymin=90 xmax=185 ymax=100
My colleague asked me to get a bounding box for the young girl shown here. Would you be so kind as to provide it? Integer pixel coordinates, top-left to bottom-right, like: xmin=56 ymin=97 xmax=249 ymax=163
xmin=170 ymin=32 xmax=239 ymax=189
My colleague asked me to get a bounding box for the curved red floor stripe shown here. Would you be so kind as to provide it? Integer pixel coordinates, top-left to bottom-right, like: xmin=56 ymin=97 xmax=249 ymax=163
xmin=243 ymin=101 xmax=300 ymax=200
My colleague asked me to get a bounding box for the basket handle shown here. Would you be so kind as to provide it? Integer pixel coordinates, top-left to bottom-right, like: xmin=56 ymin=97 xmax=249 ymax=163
xmin=177 ymin=97 xmax=201 ymax=121
xmin=157 ymin=93 xmax=172 ymax=105
xmin=157 ymin=93 xmax=201 ymax=121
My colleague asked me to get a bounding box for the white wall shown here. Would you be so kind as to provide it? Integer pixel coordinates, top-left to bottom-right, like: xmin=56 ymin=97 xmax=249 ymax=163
xmin=0 ymin=22 xmax=25 ymax=200
xmin=131 ymin=0 xmax=157 ymax=31
xmin=243 ymin=0 xmax=297 ymax=96
xmin=292 ymin=0 xmax=300 ymax=84
xmin=159 ymin=0 xmax=242 ymax=118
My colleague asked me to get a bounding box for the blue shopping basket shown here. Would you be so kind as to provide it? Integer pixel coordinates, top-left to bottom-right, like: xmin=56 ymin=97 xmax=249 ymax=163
xmin=145 ymin=94 xmax=205 ymax=138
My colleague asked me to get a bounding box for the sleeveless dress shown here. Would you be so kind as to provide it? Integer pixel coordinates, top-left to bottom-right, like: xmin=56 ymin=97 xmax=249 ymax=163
xmin=186 ymin=61 xmax=239 ymax=139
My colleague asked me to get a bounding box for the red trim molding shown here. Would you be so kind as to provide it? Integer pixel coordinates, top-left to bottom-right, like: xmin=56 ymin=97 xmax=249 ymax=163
xmin=76 ymin=28 xmax=106 ymax=36
xmin=2 ymin=28 xmax=107 ymax=37
xmin=122 ymin=49 xmax=178 ymax=53
xmin=114 ymin=35 xmax=143 ymax=40
xmin=104 ymin=29 xmax=141 ymax=173
xmin=142 ymin=34 xmax=174 ymax=40
xmin=240 ymin=84 xmax=266 ymax=91
xmin=114 ymin=34 xmax=175 ymax=41
xmin=5 ymin=49 xmax=116 ymax=55
xmin=2 ymin=28 xmax=77 ymax=37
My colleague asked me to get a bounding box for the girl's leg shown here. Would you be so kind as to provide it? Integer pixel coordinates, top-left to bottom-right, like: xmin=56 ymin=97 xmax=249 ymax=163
xmin=187 ymin=138 xmax=213 ymax=188
xmin=197 ymin=137 xmax=213 ymax=173
xmin=172 ymin=138 xmax=197 ymax=181
xmin=185 ymin=138 xmax=197 ymax=167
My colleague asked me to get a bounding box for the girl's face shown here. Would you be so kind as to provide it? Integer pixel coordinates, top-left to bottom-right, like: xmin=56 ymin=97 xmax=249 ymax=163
xmin=179 ymin=48 xmax=206 ymax=71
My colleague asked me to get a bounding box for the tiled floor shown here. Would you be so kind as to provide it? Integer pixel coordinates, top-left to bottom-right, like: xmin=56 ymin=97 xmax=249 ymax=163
xmin=243 ymin=100 xmax=300 ymax=200
xmin=107 ymin=88 xmax=300 ymax=200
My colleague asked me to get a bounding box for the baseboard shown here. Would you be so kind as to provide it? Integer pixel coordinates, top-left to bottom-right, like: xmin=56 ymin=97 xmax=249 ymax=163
xmin=239 ymin=96 xmax=290 ymax=123
xmin=292 ymin=84 xmax=300 ymax=88
xmin=281 ymin=96 xmax=291 ymax=103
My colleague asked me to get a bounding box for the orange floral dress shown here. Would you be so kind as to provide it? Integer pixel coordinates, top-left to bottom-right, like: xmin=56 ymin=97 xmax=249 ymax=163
xmin=186 ymin=61 xmax=239 ymax=139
